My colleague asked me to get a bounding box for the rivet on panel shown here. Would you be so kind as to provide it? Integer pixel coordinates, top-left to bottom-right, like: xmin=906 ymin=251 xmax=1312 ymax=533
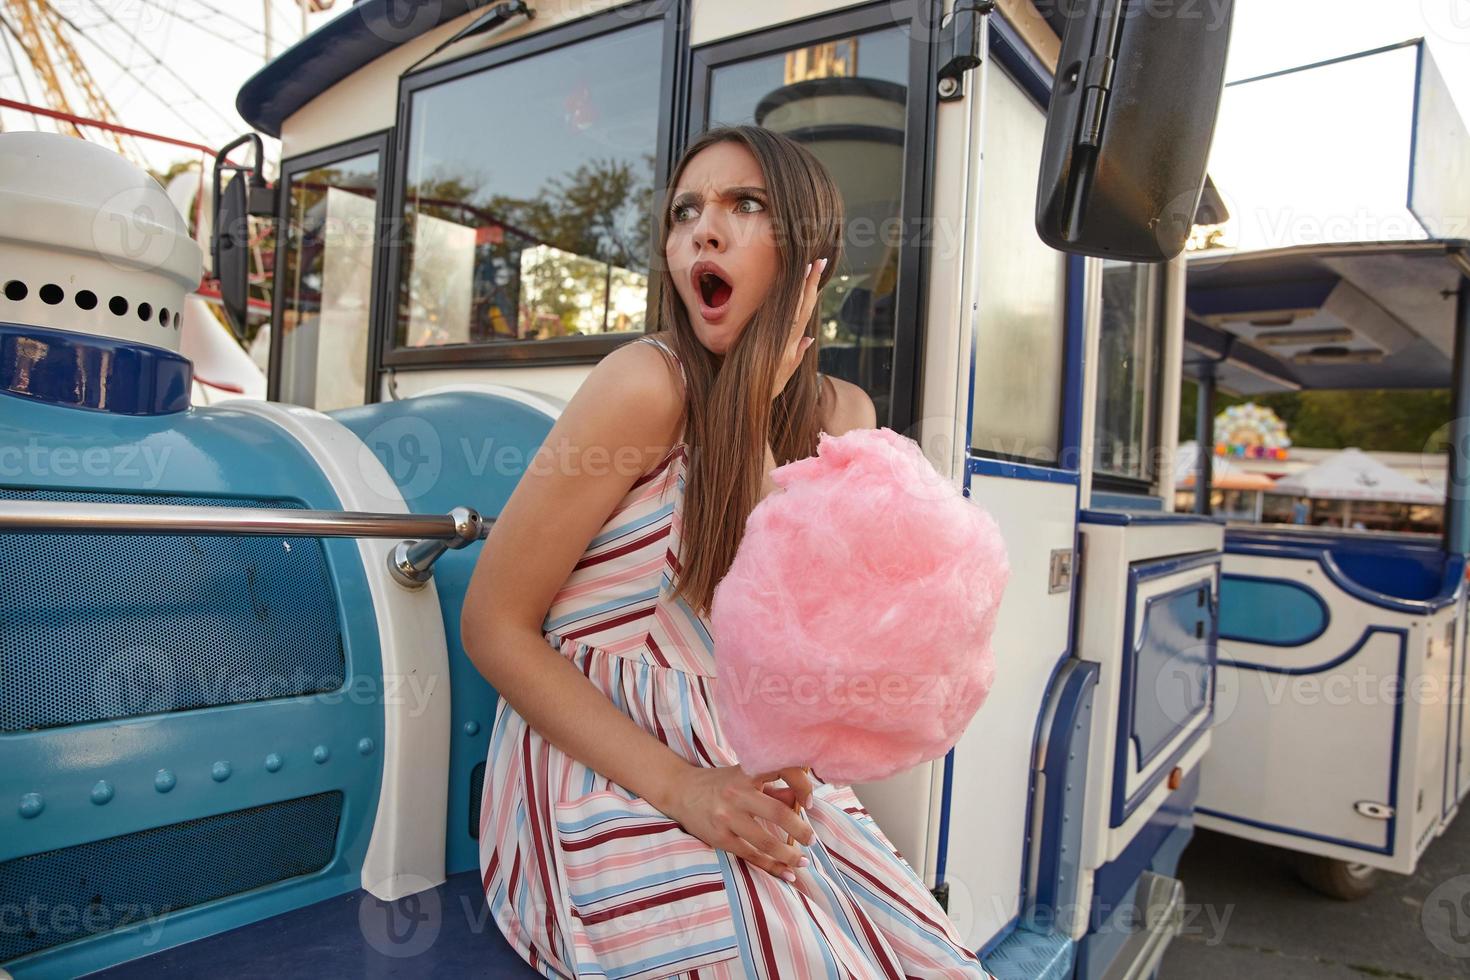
xmin=265 ymin=753 xmax=283 ymax=773
xmin=91 ymin=780 xmax=114 ymax=805
xmin=313 ymin=745 xmax=330 ymax=764
xmin=154 ymin=769 xmax=176 ymax=793
xmin=357 ymin=738 xmax=375 ymax=756
xmin=212 ymin=761 xmax=232 ymax=782
xmin=18 ymin=793 xmax=44 ymax=818
xmin=463 ymin=720 xmax=480 ymax=736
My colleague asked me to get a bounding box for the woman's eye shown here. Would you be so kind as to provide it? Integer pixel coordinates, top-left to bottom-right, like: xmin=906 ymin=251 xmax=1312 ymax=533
xmin=672 ymin=204 xmax=696 ymax=223
xmin=735 ymin=197 xmax=765 ymax=214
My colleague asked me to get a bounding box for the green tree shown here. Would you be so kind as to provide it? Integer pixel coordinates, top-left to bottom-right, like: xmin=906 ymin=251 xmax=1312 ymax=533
xmin=1180 ymin=383 xmax=1453 ymax=453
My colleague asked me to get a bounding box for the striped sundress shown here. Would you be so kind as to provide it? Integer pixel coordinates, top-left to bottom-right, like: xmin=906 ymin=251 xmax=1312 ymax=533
xmin=479 ymin=335 xmax=993 ymax=980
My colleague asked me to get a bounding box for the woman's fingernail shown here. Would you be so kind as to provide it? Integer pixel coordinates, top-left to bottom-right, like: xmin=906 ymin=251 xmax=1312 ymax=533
xmin=818 ymin=257 xmax=829 ymax=272
xmin=781 ymin=870 xmax=797 ymax=883
xmin=798 ymin=856 xmax=810 ymax=868
xmin=804 ymin=262 xmax=812 ymax=277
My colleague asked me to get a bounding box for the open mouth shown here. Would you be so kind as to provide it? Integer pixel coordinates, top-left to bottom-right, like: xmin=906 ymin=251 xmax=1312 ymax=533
xmin=698 ymin=270 xmax=733 ymax=309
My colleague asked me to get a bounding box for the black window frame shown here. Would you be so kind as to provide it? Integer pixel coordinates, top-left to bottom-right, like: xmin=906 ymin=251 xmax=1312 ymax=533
xmin=1090 ymin=260 xmax=1167 ymax=496
xmin=685 ymin=0 xmax=942 ymax=437
xmin=269 ymin=130 xmax=393 ymax=409
xmin=378 ymin=0 xmax=687 ymax=373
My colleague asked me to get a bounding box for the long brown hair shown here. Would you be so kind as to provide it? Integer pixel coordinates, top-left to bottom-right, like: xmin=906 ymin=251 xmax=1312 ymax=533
xmin=648 ymin=125 xmax=844 ymax=618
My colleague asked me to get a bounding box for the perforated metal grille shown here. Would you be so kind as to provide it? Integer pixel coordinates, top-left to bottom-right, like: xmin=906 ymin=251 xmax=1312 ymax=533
xmin=469 ymin=761 xmax=486 ymax=839
xmin=0 ymin=488 xmax=346 ymax=732
xmin=0 ymin=790 xmax=343 ymax=963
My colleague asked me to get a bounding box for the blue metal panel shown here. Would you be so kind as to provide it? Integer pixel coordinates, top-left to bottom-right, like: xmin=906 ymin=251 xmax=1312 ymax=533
xmin=1218 ymin=574 xmax=1330 ymax=647
xmin=983 ymin=924 xmax=1074 ymax=980
xmin=1225 ymin=527 xmax=1463 ymax=612
xmin=1028 ymin=661 xmax=1098 ymax=932
xmin=1186 ymin=277 xmax=1338 ymax=320
xmin=1111 ymin=553 xmax=1219 ymax=827
xmin=0 ymin=396 xmax=384 ymax=977
xmin=935 ymin=746 xmax=956 ymax=886
xmin=331 ymin=390 xmax=556 ymax=875
xmin=0 ymin=322 xmax=192 ymax=416
xmin=1452 ymin=608 xmax=1464 ymax=811
xmin=0 ymin=489 xmax=345 ymax=732
xmin=2 ymin=792 xmax=344 ymax=964
xmin=1079 ymin=509 xmax=1224 ymax=527
xmin=1132 ymin=588 xmax=1212 ymax=769
xmin=1093 ymin=770 xmax=1197 ymax=927
xmin=1087 ymin=490 xmax=1164 ymax=512
xmin=988 ymin=14 xmax=1052 ymax=107
xmin=1205 ymin=625 xmax=1409 ymax=854
xmin=966 ymin=456 xmax=1080 ymax=485
xmin=1079 ymin=773 xmax=1197 ymax=980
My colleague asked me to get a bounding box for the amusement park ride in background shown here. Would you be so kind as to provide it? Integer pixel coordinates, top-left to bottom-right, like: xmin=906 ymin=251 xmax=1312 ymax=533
xmin=0 ymin=0 xmax=338 ymax=401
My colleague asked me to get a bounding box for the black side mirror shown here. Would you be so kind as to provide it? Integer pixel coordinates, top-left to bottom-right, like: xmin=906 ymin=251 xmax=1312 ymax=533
xmin=1036 ymin=0 xmax=1235 ymax=261
xmin=211 ymin=134 xmax=274 ymax=339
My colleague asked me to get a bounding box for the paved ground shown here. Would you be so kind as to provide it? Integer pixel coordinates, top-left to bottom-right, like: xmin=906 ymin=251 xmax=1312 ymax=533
xmin=1159 ymin=815 xmax=1470 ymax=979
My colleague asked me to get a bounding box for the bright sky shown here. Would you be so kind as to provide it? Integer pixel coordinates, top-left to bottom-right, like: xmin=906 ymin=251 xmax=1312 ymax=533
xmin=1 ymin=0 xmax=1467 ymax=251
xmin=1209 ymin=0 xmax=1470 ymax=250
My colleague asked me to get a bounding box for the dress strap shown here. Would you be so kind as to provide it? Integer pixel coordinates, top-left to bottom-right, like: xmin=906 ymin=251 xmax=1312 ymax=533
xmin=638 ymin=334 xmax=687 ymax=394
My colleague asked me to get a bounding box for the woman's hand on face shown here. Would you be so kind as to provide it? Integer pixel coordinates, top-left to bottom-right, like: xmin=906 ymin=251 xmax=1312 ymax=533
xmin=661 ymin=764 xmax=816 ymax=880
xmin=771 ymin=257 xmax=827 ymax=401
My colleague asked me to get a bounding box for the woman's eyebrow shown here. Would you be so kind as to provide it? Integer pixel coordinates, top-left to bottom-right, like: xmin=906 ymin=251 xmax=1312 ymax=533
xmin=670 ymin=185 xmax=769 ymax=208
xmin=723 ymin=185 xmax=768 ymax=198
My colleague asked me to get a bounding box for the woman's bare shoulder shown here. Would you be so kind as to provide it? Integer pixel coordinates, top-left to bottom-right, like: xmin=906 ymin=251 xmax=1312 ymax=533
xmin=564 ymin=338 xmax=685 ymax=451
xmin=820 ymin=374 xmax=878 ymax=437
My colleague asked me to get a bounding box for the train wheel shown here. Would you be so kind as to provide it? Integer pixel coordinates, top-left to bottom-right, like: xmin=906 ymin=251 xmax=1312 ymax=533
xmin=1292 ymin=853 xmax=1380 ymax=900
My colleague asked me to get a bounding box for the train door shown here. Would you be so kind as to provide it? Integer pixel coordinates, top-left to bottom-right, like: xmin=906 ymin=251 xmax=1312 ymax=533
xmin=943 ymin=23 xmax=1090 ymax=947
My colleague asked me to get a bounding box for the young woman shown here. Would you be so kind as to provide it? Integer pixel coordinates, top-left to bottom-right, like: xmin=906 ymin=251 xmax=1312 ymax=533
xmin=463 ymin=125 xmax=991 ymax=979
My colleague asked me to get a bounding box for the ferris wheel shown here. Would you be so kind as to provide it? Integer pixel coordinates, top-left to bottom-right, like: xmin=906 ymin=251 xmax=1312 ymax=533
xmin=0 ymin=0 xmax=335 ymax=165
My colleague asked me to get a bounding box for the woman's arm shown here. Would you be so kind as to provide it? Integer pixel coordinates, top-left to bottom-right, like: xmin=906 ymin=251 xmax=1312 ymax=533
xmin=461 ymin=340 xmax=813 ymax=878
xmin=462 ymin=340 xmax=692 ymax=807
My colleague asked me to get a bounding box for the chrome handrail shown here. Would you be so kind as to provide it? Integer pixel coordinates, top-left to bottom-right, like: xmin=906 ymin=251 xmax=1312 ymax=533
xmin=0 ymin=500 xmax=491 ymax=589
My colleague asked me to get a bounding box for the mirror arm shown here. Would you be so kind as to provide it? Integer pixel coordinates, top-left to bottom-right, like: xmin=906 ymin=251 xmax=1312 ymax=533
xmin=1074 ymin=0 xmax=1126 ymax=147
xmin=210 ymin=133 xmax=275 ymax=340
xmin=1077 ymin=54 xmax=1117 ymax=147
xmin=937 ymin=0 xmax=995 ymax=101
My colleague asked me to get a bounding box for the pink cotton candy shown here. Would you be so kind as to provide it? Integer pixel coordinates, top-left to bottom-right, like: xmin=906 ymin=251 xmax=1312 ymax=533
xmin=710 ymin=426 xmax=1009 ymax=785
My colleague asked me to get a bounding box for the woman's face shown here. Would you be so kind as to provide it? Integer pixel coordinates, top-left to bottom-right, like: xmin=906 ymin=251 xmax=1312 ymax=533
xmin=664 ymin=141 xmax=779 ymax=355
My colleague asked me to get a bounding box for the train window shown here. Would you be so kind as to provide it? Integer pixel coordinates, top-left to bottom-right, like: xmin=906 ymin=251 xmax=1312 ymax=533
xmin=276 ymin=148 xmax=381 ymax=412
xmin=392 ymin=20 xmax=662 ymax=354
xmin=702 ymin=28 xmax=907 ymax=427
xmin=968 ymin=66 xmax=1067 ymax=464
xmin=1094 ymin=261 xmax=1162 ymax=484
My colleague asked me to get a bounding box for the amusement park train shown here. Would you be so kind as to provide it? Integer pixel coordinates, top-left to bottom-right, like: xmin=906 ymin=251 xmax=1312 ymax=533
xmin=3 ymin=1 xmax=1470 ymax=978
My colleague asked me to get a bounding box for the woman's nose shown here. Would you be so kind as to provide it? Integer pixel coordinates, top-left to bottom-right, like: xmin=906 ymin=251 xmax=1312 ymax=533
xmin=691 ymin=206 xmax=726 ymax=251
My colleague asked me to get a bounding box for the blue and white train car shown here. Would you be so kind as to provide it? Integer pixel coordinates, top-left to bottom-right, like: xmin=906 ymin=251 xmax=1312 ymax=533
xmin=0 ymin=1 xmax=1235 ymax=976
xmin=1185 ymin=238 xmax=1470 ymax=898
xmin=1176 ymin=39 xmax=1470 ymax=900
